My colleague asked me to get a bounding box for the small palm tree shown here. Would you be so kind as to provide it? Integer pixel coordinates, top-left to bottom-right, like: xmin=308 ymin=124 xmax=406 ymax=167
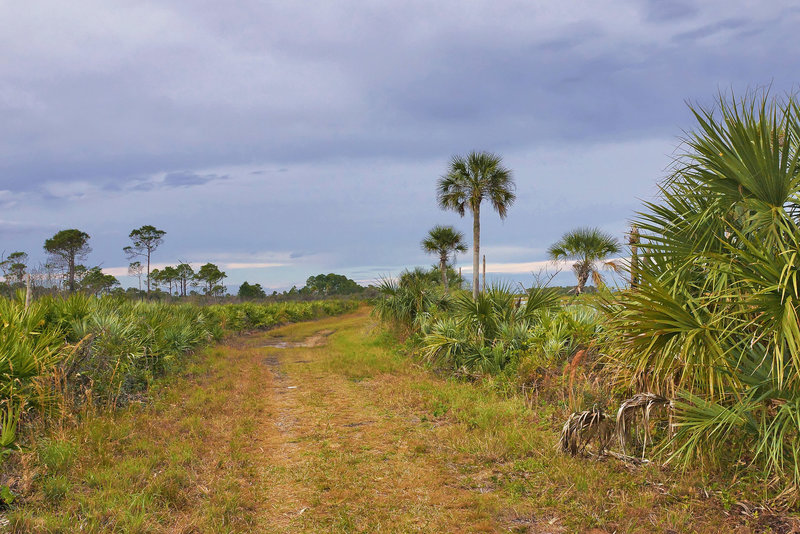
xmin=437 ymin=151 xmax=516 ymax=300
xmin=421 ymin=225 xmax=467 ymax=292
xmin=548 ymin=227 xmax=620 ymax=295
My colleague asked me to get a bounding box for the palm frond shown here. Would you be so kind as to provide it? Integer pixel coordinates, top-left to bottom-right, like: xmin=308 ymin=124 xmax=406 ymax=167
xmin=616 ymin=393 xmax=672 ymax=457
xmin=558 ymin=407 xmax=614 ymax=456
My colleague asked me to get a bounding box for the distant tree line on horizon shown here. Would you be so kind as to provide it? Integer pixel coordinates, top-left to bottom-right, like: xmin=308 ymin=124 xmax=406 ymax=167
xmin=238 ymin=273 xmax=374 ymax=301
xmin=1 ymin=225 xmax=371 ymax=301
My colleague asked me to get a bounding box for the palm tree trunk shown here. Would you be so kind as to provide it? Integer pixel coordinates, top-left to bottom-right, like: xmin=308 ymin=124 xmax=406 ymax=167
xmin=629 ymin=225 xmax=640 ymax=289
xmin=576 ymin=265 xmax=589 ymax=295
xmin=472 ymin=203 xmax=480 ymax=300
xmin=440 ymin=253 xmax=448 ymax=291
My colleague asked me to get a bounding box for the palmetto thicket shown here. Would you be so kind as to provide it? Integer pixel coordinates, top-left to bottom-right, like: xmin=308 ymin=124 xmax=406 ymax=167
xmin=548 ymin=228 xmax=621 ymax=295
xmin=602 ymin=91 xmax=800 ymax=494
xmin=421 ymin=283 xmax=562 ymax=374
xmin=372 ymin=269 xmax=451 ymax=331
xmin=421 ymin=225 xmax=467 ymax=292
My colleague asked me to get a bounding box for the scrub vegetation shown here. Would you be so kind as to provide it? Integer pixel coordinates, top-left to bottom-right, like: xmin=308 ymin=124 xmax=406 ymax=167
xmin=0 ymin=295 xmax=358 ymax=514
xmin=0 ymin=309 xmax=764 ymax=533
xmin=372 ymin=91 xmax=800 ymax=526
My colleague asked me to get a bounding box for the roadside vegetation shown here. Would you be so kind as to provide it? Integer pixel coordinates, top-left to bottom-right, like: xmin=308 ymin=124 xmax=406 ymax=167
xmin=3 ymin=88 xmax=800 ymax=531
xmin=0 ymin=293 xmax=358 ymax=511
xmin=375 ymin=91 xmax=800 ymax=522
xmin=2 ymin=310 xmax=760 ymax=533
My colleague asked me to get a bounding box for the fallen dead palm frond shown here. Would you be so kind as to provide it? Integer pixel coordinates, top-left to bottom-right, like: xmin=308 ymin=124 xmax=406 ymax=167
xmin=616 ymin=393 xmax=672 ymax=458
xmin=558 ymin=406 xmax=614 ymax=456
xmin=558 ymin=393 xmax=673 ymax=462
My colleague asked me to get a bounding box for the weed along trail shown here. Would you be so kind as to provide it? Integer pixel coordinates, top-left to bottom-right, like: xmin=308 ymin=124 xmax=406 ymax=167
xmin=9 ymin=308 xmax=761 ymax=532
xmin=8 ymin=309 xmax=495 ymax=532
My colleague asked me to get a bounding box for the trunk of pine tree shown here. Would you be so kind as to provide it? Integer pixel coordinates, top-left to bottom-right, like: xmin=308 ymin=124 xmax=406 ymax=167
xmin=68 ymin=255 xmax=75 ymax=292
xmin=146 ymin=251 xmax=151 ymax=296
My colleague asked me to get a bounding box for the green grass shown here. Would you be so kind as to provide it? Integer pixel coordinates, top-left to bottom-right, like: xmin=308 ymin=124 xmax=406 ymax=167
xmin=306 ymin=317 xmax=770 ymax=532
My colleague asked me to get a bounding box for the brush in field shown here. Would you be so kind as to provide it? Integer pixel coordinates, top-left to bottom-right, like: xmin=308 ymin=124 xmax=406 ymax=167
xmin=616 ymin=393 xmax=671 ymax=458
xmin=558 ymin=406 xmax=614 ymax=456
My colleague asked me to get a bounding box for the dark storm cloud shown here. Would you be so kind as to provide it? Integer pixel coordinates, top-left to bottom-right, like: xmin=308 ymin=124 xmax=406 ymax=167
xmin=1 ymin=0 xmax=796 ymax=196
xmin=2 ymin=1 xmax=800 ymax=288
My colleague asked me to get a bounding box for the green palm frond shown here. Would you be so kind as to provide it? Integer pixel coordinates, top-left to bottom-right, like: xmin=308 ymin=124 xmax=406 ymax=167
xmin=421 ymin=225 xmax=467 ymax=256
xmin=549 ymin=228 xmax=621 ymax=293
xmin=548 ymin=227 xmax=621 ymax=263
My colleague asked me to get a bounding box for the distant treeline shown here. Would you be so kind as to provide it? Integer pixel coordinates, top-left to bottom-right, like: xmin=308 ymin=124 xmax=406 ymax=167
xmin=2 ymin=225 xmax=373 ymax=301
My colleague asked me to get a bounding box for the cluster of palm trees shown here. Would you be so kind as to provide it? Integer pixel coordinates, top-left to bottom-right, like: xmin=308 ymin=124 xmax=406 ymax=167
xmin=418 ymin=151 xmax=515 ymax=298
xmin=421 ymin=150 xmax=621 ymax=297
xmin=380 ymin=150 xmax=621 ymax=377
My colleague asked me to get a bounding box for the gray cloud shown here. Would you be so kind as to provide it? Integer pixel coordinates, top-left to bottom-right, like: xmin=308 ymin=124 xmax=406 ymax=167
xmin=162 ymin=171 xmax=228 ymax=188
xmin=0 ymin=1 xmax=795 ymax=194
xmin=672 ymin=17 xmax=751 ymax=42
xmin=1 ymin=1 xmax=799 ymax=288
xmin=641 ymin=0 xmax=699 ymax=22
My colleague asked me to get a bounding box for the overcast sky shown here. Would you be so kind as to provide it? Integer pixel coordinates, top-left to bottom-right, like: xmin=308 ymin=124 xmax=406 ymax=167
xmin=1 ymin=1 xmax=798 ymax=291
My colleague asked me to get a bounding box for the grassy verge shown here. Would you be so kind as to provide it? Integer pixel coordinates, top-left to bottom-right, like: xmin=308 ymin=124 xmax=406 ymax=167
xmin=322 ymin=327 xmax=750 ymax=533
xmin=5 ymin=339 xmax=273 ymax=532
xmin=3 ymin=309 xmax=794 ymax=533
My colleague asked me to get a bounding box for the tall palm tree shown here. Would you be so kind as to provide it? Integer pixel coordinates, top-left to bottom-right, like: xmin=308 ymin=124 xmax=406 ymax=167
xmin=421 ymin=225 xmax=467 ymax=292
xmin=548 ymin=227 xmax=620 ymax=295
xmin=437 ymin=151 xmax=515 ymax=300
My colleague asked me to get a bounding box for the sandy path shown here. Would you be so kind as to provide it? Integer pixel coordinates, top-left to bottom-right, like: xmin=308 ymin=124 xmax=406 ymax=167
xmin=236 ymin=311 xmax=499 ymax=532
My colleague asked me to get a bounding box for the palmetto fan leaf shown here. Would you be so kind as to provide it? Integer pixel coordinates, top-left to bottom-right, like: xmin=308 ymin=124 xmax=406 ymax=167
xmin=421 ymin=225 xmax=467 ymax=291
xmin=685 ymin=92 xmax=800 ymax=210
xmin=437 ymin=151 xmax=515 ymax=216
xmin=421 ymin=226 xmax=467 ymax=256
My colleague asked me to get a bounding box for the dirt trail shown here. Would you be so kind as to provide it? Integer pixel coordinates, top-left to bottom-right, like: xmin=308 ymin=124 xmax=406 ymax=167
xmin=260 ymin=329 xmax=335 ymax=349
xmin=240 ymin=311 xmax=499 ymax=532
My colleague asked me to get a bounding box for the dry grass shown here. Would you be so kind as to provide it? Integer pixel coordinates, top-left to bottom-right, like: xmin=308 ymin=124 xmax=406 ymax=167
xmin=2 ymin=308 xmax=797 ymax=533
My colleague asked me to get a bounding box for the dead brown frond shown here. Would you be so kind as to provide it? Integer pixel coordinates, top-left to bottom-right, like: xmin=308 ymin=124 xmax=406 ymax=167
xmin=602 ymin=259 xmax=624 ymax=275
xmin=558 ymin=406 xmax=614 ymax=456
xmin=768 ymin=481 xmax=800 ymax=512
xmin=616 ymin=393 xmax=671 ymax=457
